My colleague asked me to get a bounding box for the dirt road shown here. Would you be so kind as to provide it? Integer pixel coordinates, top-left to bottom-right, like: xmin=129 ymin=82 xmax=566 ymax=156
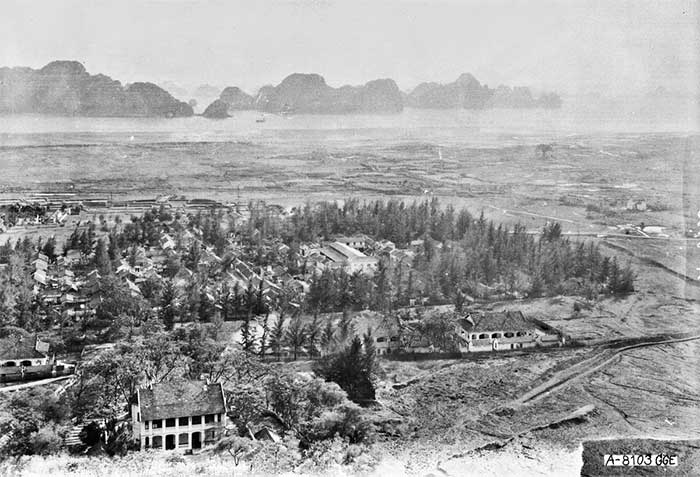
xmin=504 ymin=332 xmax=700 ymax=409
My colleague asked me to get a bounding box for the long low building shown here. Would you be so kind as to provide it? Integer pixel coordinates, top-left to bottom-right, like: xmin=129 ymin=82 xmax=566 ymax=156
xmin=455 ymin=311 xmax=563 ymax=352
xmin=321 ymin=241 xmax=378 ymax=275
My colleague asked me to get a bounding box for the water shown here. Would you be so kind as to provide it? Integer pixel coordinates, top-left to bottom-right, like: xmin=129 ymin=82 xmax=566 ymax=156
xmin=0 ymin=96 xmax=696 ymax=149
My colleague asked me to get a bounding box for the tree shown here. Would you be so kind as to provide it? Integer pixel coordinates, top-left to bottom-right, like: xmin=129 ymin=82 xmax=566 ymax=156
xmin=159 ymin=279 xmax=178 ymax=330
xmin=270 ymin=314 xmax=286 ymax=360
xmin=240 ymin=317 xmax=257 ymax=353
xmin=542 ymin=222 xmax=562 ymax=242
xmin=263 ymin=371 xmax=373 ymax=447
xmin=337 ymin=311 xmax=356 ymax=346
xmin=320 ymin=319 xmax=336 ymax=356
xmin=284 ymin=317 xmax=307 ymax=360
xmin=313 ymin=336 xmax=376 ymax=403
xmin=215 ymin=435 xmax=259 ymax=468
xmin=258 ymin=314 xmax=270 ymax=358
xmin=41 ymin=236 xmax=57 ymax=262
xmin=0 ymin=388 xmax=71 ymax=457
xmin=94 ymin=237 xmax=112 ymax=274
xmin=305 ymin=315 xmax=322 ymax=357
xmin=535 ymin=143 xmax=553 ymax=159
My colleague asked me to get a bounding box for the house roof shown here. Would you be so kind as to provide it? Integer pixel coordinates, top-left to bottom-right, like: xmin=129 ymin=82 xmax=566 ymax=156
xmin=0 ymin=328 xmax=46 ymax=360
xmin=457 ymin=311 xmax=534 ymax=333
xmin=138 ymin=381 xmax=226 ymax=421
xmin=328 ymin=242 xmax=366 ymax=259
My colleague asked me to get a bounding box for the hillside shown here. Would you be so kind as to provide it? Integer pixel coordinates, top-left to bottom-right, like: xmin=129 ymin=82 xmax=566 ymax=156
xmin=0 ymin=61 xmax=193 ymax=117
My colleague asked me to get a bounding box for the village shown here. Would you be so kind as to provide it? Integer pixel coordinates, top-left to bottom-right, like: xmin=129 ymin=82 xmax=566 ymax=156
xmin=0 ymin=193 xmax=631 ymax=463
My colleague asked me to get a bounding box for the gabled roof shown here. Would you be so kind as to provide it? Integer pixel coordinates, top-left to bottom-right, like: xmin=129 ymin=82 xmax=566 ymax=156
xmin=137 ymin=381 xmax=226 ymax=421
xmin=457 ymin=311 xmax=534 ymax=333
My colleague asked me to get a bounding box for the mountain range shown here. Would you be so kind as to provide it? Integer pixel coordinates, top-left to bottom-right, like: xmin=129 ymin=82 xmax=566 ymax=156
xmin=204 ymin=73 xmax=562 ymax=117
xmin=0 ymin=61 xmax=193 ymax=117
xmin=0 ymin=61 xmax=563 ymax=118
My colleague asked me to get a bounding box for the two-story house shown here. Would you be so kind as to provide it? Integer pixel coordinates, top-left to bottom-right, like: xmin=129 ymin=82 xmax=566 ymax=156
xmin=131 ymin=381 xmax=228 ymax=451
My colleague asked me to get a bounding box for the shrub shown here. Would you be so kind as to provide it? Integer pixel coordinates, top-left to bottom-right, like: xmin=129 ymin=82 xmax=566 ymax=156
xmin=30 ymin=426 xmax=65 ymax=455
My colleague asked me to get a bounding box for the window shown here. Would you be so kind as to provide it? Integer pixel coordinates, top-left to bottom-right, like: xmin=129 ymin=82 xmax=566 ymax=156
xmin=472 ymin=334 xmax=478 ymax=340
xmin=192 ymin=416 xmax=202 ymax=425
xmin=478 ymin=334 xmax=488 ymax=339
xmin=504 ymin=332 xmax=514 ymax=338
xmin=205 ymin=414 xmax=215 ymax=424
xmin=152 ymin=435 xmax=162 ymax=448
xmin=165 ymin=418 xmax=176 ymax=428
xmin=145 ymin=421 xmax=150 ymax=430
xmin=179 ymin=417 xmax=189 ymax=426
xmin=491 ymin=333 xmax=501 ymax=339
xmin=145 ymin=437 xmax=150 ymax=448
xmin=152 ymin=419 xmax=162 ymax=429
xmin=21 ymin=360 xmax=32 ymax=366
xmin=390 ymin=336 xmax=399 ymax=342
xmin=516 ymin=331 xmax=526 ymax=337
xmin=178 ymin=433 xmax=189 ymax=446
xmin=206 ymin=430 xmax=216 ymax=440
xmin=376 ymin=337 xmax=386 ymax=343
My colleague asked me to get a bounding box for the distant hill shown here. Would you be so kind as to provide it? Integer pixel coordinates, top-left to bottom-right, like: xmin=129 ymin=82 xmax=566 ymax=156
xmin=204 ymin=74 xmax=403 ymax=116
xmin=0 ymin=61 xmax=193 ymax=117
xmin=201 ymin=87 xmax=254 ymax=118
xmin=407 ymin=73 xmax=562 ymax=109
xmin=254 ymin=74 xmax=403 ymax=114
xmin=202 ymin=99 xmax=231 ymax=119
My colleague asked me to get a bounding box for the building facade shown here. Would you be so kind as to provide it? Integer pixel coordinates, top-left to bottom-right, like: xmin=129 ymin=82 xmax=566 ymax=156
xmin=131 ymin=381 xmax=228 ymax=451
xmin=455 ymin=311 xmax=562 ymax=352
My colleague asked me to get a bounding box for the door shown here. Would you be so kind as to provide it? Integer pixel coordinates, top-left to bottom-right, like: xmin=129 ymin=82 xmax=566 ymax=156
xmin=191 ymin=432 xmax=201 ymax=449
xmin=165 ymin=434 xmax=176 ymax=450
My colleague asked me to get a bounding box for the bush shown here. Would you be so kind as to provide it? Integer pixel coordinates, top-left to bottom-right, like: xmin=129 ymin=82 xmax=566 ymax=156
xmin=30 ymin=426 xmax=65 ymax=455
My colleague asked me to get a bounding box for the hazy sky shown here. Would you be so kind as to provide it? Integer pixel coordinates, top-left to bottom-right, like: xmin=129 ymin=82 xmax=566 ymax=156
xmin=1 ymin=0 xmax=697 ymax=96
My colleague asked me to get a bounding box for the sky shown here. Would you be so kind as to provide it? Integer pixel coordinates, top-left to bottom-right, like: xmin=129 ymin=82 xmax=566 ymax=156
xmin=0 ymin=0 xmax=697 ymax=97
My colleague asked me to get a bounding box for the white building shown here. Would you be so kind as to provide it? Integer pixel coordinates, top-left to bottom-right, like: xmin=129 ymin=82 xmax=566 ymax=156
xmin=455 ymin=311 xmax=562 ymax=352
xmin=131 ymin=381 xmax=228 ymax=451
xmin=321 ymin=242 xmax=378 ymax=275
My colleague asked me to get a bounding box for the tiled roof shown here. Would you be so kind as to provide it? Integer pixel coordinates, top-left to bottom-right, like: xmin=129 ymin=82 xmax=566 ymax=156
xmin=458 ymin=311 xmax=534 ymax=333
xmin=138 ymin=381 xmax=226 ymax=421
xmin=0 ymin=328 xmax=46 ymax=360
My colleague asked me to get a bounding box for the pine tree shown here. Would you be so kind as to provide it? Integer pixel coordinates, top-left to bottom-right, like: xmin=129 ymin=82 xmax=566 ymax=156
xmin=338 ymin=310 xmax=356 ymax=345
xmin=159 ymin=279 xmax=178 ymax=330
xmin=284 ymin=317 xmax=307 ymax=360
xmin=258 ymin=314 xmax=270 ymax=358
xmin=240 ymin=317 xmax=256 ymax=353
xmin=320 ymin=319 xmax=336 ymax=355
xmin=94 ymin=238 xmax=112 ymax=274
xmin=270 ymin=314 xmax=286 ymax=360
xmin=305 ymin=314 xmax=322 ymax=357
